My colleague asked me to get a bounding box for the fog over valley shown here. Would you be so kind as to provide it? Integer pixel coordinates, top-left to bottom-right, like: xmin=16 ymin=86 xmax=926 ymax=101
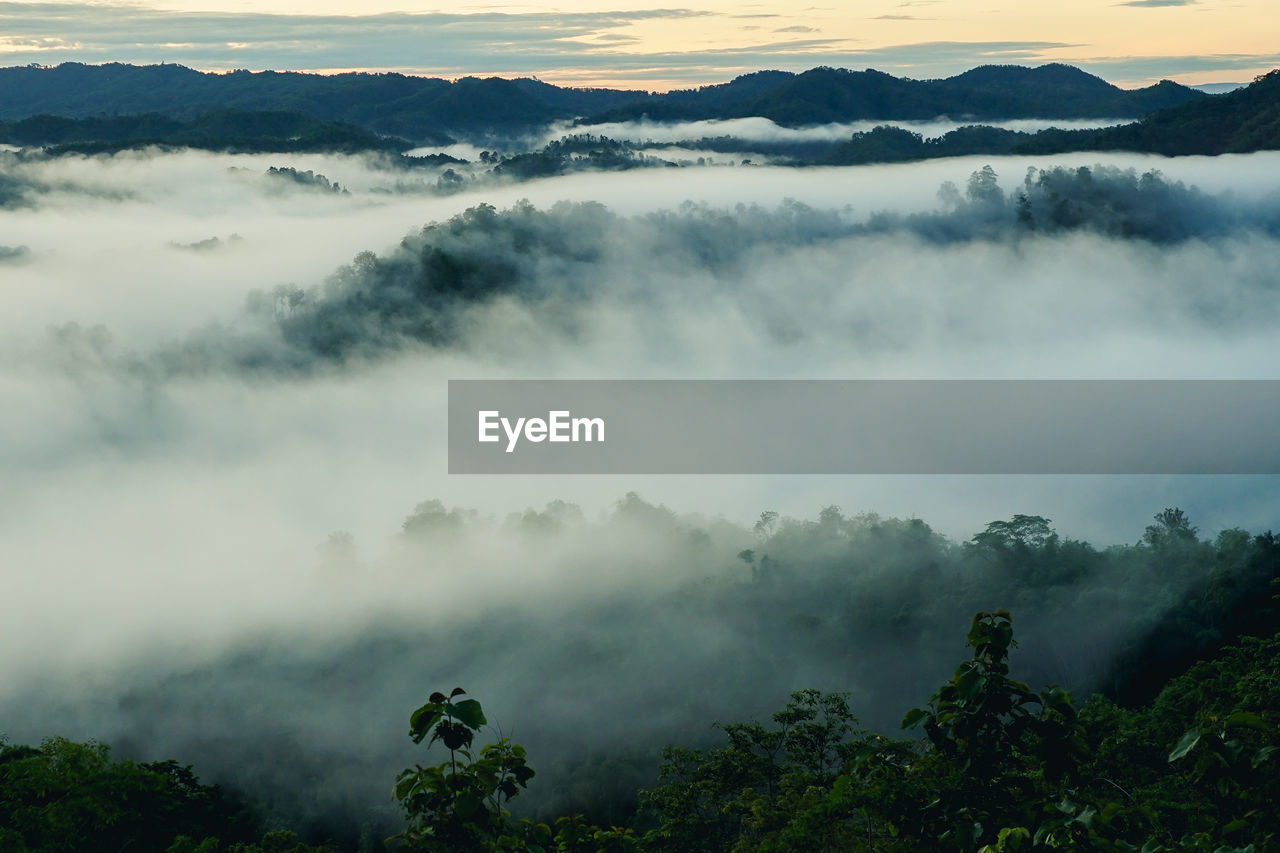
xmin=3 ymin=139 xmax=1280 ymax=847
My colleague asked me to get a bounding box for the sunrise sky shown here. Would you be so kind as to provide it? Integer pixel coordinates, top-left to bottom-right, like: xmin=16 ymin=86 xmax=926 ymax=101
xmin=2 ymin=0 xmax=1278 ymax=91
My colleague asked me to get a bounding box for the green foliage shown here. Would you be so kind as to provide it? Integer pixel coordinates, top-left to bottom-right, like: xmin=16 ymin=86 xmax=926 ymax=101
xmin=1092 ymin=634 xmax=1280 ymax=850
xmin=0 ymin=735 xmax=257 ymax=852
xmin=5 ymin=503 xmax=1280 ymax=851
xmin=393 ymin=688 xmax=637 ymax=852
xmin=639 ymin=689 xmax=872 ymax=852
xmin=638 ymin=610 xmax=1280 ymax=853
xmin=897 ymin=611 xmax=1101 ymax=850
xmin=393 ymin=687 xmax=529 ymax=850
xmin=5 ymin=603 xmax=1278 ymax=851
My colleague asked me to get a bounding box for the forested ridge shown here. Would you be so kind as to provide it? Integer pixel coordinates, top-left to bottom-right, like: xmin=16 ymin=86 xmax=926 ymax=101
xmin=0 ymin=62 xmax=1202 ymax=140
xmin=586 ymin=64 xmax=1202 ymax=126
xmin=0 ymin=110 xmax=411 ymax=155
xmin=2 ymin=63 xmax=1275 ymax=166
xmin=821 ymin=70 xmax=1280 ymax=165
xmin=3 ymin=505 xmax=1278 ymax=852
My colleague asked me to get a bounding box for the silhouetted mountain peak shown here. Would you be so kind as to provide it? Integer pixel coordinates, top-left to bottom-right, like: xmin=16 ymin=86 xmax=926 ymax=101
xmin=945 ymin=63 xmax=1116 ymax=93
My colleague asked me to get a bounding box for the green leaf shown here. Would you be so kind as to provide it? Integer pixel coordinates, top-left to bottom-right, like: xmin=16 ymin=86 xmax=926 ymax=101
xmin=450 ymin=698 xmax=487 ymax=729
xmin=1252 ymin=745 xmax=1277 ymax=768
xmin=1068 ymin=806 xmax=1097 ymax=828
xmin=995 ymin=826 xmax=1030 ymax=851
xmin=1223 ymin=711 xmax=1266 ymax=732
xmin=393 ymin=770 xmax=418 ymax=800
xmin=409 ymin=705 xmax=443 ymax=743
xmin=902 ymin=708 xmax=929 ymax=729
xmin=956 ymin=666 xmax=985 ymax=701
xmin=1168 ymin=728 xmax=1201 ymax=762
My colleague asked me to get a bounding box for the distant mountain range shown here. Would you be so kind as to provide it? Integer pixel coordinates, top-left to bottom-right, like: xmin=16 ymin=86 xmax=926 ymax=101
xmin=0 ymin=62 xmax=1207 ymax=144
xmin=3 ymin=61 xmax=1277 ymax=163
xmin=819 ymin=69 xmax=1280 ymax=164
xmin=1191 ymin=82 xmax=1245 ymax=95
xmin=588 ymin=64 xmax=1204 ymax=126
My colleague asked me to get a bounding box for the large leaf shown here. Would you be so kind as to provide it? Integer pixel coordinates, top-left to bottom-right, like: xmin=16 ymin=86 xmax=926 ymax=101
xmin=956 ymin=665 xmax=985 ymax=701
xmin=393 ymin=770 xmax=420 ymax=800
xmin=902 ymin=708 xmax=929 ymax=729
xmin=1224 ymin=711 xmax=1267 ymax=731
xmin=1168 ymin=728 xmax=1201 ymax=762
xmin=450 ymin=698 xmax=487 ymax=729
xmin=409 ymin=705 xmax=443 ymax=743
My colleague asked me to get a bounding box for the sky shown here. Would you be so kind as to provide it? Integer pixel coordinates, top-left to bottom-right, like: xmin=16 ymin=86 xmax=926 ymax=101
xmin=1 ymin=0 xmax=1278 ymax=91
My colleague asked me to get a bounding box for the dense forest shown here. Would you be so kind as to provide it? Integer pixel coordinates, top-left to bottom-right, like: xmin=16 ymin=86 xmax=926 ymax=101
xmin=819 ymin=70 xmax=1280 ymax=165
xmin=3 ymin=504 xmax=1278 ymax=851
xmin=0 ymin=110 xmax=411 ymax=155
xmin=470 ymin=69 xmax=1280 ymax=171
xmin=4 ymin=160 xmax=1270 ymax=382
xmin=212 ymin=164 xmax=1280 ymax=370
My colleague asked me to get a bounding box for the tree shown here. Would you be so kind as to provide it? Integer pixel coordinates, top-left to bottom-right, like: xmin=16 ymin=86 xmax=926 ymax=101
xmin=640 ymin=689 xmax=867 ymax=852
xmin=1143 ymin=507 xmax=1199 ymax=550
xmin=0 ymin=736 xmax=257 ymax=852
xmin=900 ymin=611 xmax=1087 ymax=848
xmin=966 ymin=165 xmax=1004 ymax=206
xmin=392 ymin=688 xmax=533 ymax=851
xmin=392 ymin=689 xmax=636 ymax=852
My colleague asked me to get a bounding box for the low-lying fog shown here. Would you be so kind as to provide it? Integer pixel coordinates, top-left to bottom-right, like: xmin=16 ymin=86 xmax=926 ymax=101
xmin=2 ymin=144 xmax=1279 ymax=843
xmin=408 ymin=117 xmax=1132 ymax=160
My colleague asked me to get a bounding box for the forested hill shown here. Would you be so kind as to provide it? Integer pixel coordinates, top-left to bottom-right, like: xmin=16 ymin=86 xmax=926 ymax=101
xmin=819 ymin=69 xmax=1280 ymax=164
xmin=587 ymin=63 xmax=1204 ymax=125
xmin=0 ymin=63 xmax=646 ymax=143
xmin=0 ymin=110 xmax=412 ymax=154
xmin=1084 ymin=65 xmax=1280 ymax=154
xmin=0 ymin=61 xmax=1204 ymax=143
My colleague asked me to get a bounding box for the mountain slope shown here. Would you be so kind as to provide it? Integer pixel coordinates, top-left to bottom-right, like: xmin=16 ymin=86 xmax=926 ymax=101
xmin=586 ymin=63 xmax=1206 ymax=125
xmin=1086 ymin=68 xmax=1280 ymax=154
